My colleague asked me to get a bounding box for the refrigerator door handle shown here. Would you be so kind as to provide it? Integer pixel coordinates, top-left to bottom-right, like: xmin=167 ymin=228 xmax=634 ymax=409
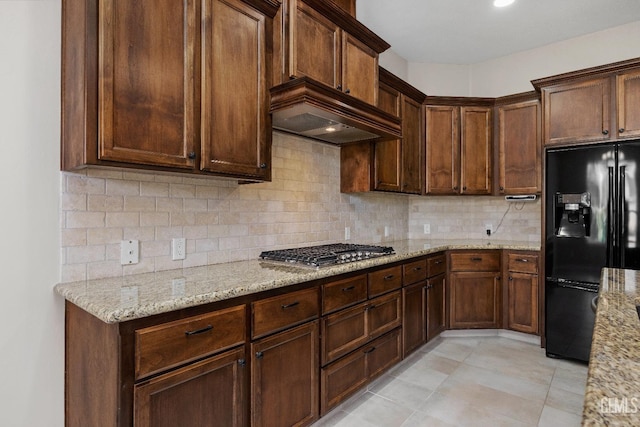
xmin=608 ymin=166 xmax=616 ymax=266
xmin=619 ymin=165 xmax=626 ymax=266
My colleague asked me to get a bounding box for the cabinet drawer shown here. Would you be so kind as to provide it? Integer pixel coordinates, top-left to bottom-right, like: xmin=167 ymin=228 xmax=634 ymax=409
xmin=321 ymin=302 xmax=368 ymax=365
xmin=252 ymin=287 xmax=319 ymax=339
xmin=507 ymin=253 xmax=539 ymax=274
xmin=321 ymin=341 xmax=367 ymax=415
xmin=135 ymin=305 xmax=246 ymax=380
xmin=426 ymin=253 xmax=446 ymax=277
xmin=368 ymin=265 xmax=402 ymax=298
xmin=449 ymin=251 xmax=500 ymax=272
xmin=322 ymin=274 xmax=367 ymax=315
xmin=368 ymin=291 xmax=402 ymax=340
xmin=403 ymin=259 xmax=428 ymax=285
xmin=366 ymin=328 xmax=402 ymax=380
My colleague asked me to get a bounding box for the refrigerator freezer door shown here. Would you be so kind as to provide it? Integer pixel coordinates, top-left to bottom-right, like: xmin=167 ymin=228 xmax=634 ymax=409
xmin=618 ymin=140 xmax=640 ymax=270
xmin=546 ymin=144 xmax=616 ymax=283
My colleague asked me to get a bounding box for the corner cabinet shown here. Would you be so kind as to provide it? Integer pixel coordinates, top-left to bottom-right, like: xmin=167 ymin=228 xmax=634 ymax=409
xmin=61 ymin=0 xmax=278 ymax=181
xmin=496 ymin=93 xmax=542 ymax=195
xmin=532 ymin=58 xmax=640 ymax=147
xmin=503 ymin=251 xmax=539 ymax=335
xmin=425 ymin=98 xmax=493 ymax=195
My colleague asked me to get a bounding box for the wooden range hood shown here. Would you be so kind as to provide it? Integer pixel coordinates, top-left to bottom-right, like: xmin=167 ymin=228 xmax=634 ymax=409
xmin=270 ymin=76 xmax=402 ymax=145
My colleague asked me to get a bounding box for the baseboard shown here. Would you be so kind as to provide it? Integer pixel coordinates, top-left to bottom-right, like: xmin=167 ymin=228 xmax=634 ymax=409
xmin=440 ymin=329 xmax=541 ymax=346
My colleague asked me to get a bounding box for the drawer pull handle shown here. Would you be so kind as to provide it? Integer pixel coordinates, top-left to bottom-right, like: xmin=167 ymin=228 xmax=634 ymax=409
xmin=412 ymin=267 xmax=423 ymax=272
xmin=185 ymin=325 xmax=213 ymax=336
xmin=364 ymin=346 xmax=376 ymax=354
xmin=515 ymin=258 xmax=529 ymax=263
xmin=281 ymin=301 xmax=300 ymax=309
xmin=366 ymin=304 xmax=377 ymax=311
xmin=470 ymin=257 xmax=482 ymax=261
xmin=341 ymin=286 xmax=355 ymax=292
xmin=434 ymin=260 xmax=443 ymax=265
xmin=384 ymin=274 xmax=395 ymax=281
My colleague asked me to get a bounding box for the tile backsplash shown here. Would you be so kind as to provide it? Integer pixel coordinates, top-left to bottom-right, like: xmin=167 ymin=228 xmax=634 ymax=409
xmin=60 ymin=132 xmax=540 ymax=282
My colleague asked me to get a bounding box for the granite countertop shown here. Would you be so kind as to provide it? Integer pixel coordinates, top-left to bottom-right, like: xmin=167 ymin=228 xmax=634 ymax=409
xmin=583 ymin=268 xmax=640 ymax=426
xmin=54 ymin=238 xmax=539 ymax=324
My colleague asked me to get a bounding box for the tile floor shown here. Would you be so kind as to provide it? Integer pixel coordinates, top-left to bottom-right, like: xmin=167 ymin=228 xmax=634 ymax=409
xmin=312 ymin=331 xmax=588 ymax=427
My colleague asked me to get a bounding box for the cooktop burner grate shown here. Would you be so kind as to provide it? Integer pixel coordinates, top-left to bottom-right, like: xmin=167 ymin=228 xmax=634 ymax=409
xmin=259 ymin=243 xmax=395 ymax=268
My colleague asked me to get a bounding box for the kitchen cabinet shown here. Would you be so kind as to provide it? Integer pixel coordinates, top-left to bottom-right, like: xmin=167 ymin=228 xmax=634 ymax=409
xmin=532 ymin=58 xmax=640 ymax=146
xmin=448 ymin=250 xmax=501 ymax=329
xmin=425 ymin=99 xmax=493 ymax=195
xmin=426 ymin=272 xmax=446 ymax=341
xmin=503 ymin=251 xmax=539 ymax=334
xmin=277 ymin=0 xmax=387 ymax=105
xmin=61 ymin=0 xmax=278 ymax=181
xmin=374 ymin=68 xmax=426 ymax=194
xmin=251 ymin=321 xmax=319 ymax=427
xmin=496 ymin=93 xmax=542 ymax=195
xmin=617 ymin=69 xmax=640 ymax=139
xmin=134 ymin=347 xmax=246 ymax=427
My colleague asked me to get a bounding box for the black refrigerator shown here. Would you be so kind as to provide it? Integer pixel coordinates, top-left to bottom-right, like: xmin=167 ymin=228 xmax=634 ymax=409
xmin=545 ymin=140 xmax=640 ymax=362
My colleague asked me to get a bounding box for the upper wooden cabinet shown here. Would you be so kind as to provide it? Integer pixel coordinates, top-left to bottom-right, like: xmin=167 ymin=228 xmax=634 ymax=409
xmin=425 ymin=99 xmax=493 ymax=195
xmin=61 ymin=0 xmax=278 ymax=181
xmin=532 ymin=58 xmax=640 ymax=147
xmin=617 ymin=69 xmax=640 ymax=140
xmin=496 ymin=93 xmax=542 ymax=195
xmin=374 ymin=68 xmax=426 ymax=194
xmin=275 ymin=0 xmax=388 ymax=105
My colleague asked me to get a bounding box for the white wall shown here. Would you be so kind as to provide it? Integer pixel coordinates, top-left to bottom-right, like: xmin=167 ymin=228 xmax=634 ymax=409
xmin=0 ymin=1 xmax=63 ymax=426
xmin=404 ymin=20 xmax=640 ymax=97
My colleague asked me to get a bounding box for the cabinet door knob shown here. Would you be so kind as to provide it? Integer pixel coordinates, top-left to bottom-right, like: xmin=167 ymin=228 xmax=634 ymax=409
xmin=602 ymin=129 xmax=609 ymax=135
xmin=336 ymin=85 xmax=342 ymax=90
xmin=238 ymin=359 xmax=246 ymax=367
xmin=509 ymin=276 xmax=513 ymax=281
xmin=619 ymin=128 xmax=625 ymax=133
xmin=463 ymin=186 xmax=467 ymax=191
xmin=499 ymin=186 xmax=504 ymax=191
xmin=260 ymin=163 xmax=267 ymax=169
xmin=453 ymin=186 xmax=458 ymax=191
xmin=345 ymin=89 xmax=351 ymax=94
xmin=188 ymin=152 xmax=196 ymax=159
xmin=255 ymin=351 xmax=264 ymax=359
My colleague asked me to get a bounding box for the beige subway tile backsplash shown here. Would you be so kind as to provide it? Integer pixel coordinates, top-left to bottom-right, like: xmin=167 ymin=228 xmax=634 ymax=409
xmin=60 ymin=132 xmax=541 ymax=281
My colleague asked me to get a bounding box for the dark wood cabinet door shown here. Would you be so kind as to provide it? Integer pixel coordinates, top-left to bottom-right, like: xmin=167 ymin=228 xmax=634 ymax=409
xmin=201 ymin=0 xmax=271 ymax=180
xmin=426 ymin=273 xmax=446 ymax=341
xmin=426 ymin=106 xmax=460 ymax=194
xmin=543 ymin=77 xmax=611 ymax=146
xmin=498 ymin=99 xmax=541 ymax=194
xmin=134 ymin=347 xmax=246 ymax=427
xmin=617 ymin=70 xmax=640 ymax=140
xmin=374 ymin=139 xmax=402 ymax=192
xmin=251 ymin=321 xmax=319 ymax=427
xmin=449 ymin=272 xmax=500 ymax=329
xmin=401 ymin=97 xmax=424 ymax=194
xmin=402 ymin=282 xmax=426 ymax=357
xmin=98 ymin=0 xmax=197 ymax=169
xmin=507 ymin=273 xmax=538 ymax=334
xmin=460 ymin=106 xmax=492 ymax=195
xmin=342 ymin=32 xmax=378 ymax=105
xmin=290 ymin=0 xmax=340 ymax=88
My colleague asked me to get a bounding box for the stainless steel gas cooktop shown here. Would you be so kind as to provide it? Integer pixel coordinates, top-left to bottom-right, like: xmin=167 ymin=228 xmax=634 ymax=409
xmin=259 ymin=243 xmax=395 ymax=268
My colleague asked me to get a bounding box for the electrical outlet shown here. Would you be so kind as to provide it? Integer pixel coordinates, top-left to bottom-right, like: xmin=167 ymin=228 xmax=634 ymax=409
xmin=384 ymin=226 xmax=390 ymax=237
xmin=172 ymin=278 xmax=186 ymax=297
xmin=485 ymin=223 xmax=493 ymax=236
xmin=423 ymin=223 xmax=431 ymax=234
xmin=120 ymin=240 xmax=139 ymax=265
xmin=172 ymin=238 xmax=186 ymax=260
xmin=344 ymin=227 xmax=351 ymax=241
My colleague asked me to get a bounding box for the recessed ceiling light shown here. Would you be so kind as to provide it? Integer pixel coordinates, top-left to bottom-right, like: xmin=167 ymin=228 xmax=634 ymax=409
xmin=494 ymin=0 xmax=515 ymax=7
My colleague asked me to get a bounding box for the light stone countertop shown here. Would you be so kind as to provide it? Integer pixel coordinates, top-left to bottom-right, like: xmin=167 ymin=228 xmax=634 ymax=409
xmin=54 ymin=239 xmax=539 ymax=324
xmin=583 ymin=268 xmax=640 ymax=426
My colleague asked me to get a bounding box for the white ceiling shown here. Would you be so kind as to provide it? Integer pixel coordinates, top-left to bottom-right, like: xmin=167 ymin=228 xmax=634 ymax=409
xmin=356 ymin=0 xmax=640 ymax=64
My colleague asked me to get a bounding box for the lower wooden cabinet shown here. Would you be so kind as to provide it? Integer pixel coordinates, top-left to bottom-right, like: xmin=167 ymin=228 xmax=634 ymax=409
xmin=251 ymin=321 xmax=319 ymax=427
xmin=402 ymin=281 xmax=426 ymax=356
xmin=321 ymin=328 xmax=402 ymax=415
xmin=426 ymin=273 xmax=446 ymax=341
xmin=134 ymin=346 xmax=247 ymax=427
xmin=504 ymin=251 xmax=539 ymax=334
xmin=449 ymin=272 xmax=501 ymax=329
